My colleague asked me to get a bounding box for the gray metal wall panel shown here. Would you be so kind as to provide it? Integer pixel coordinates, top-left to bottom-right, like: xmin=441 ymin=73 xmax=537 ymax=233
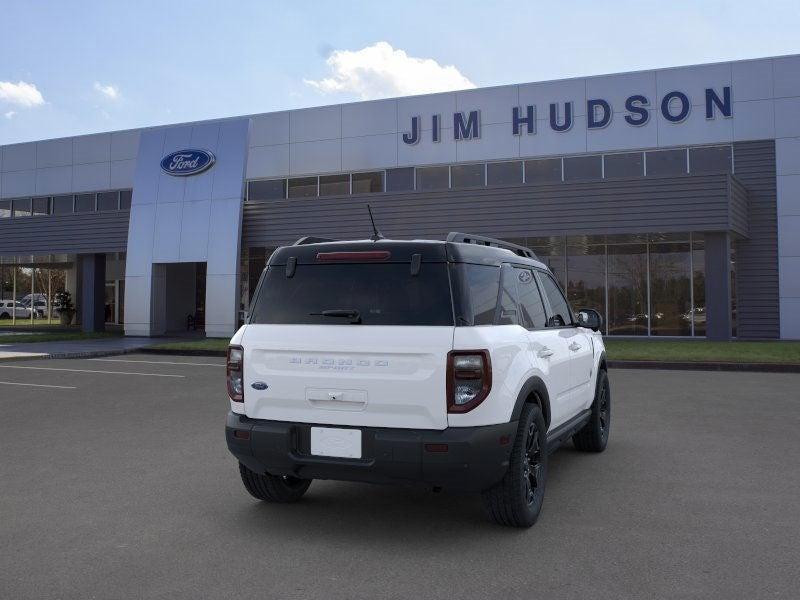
xmin=732 ymin=140 xmax=779 ymax=339
xmin=0 ymin=211 xmax=130 ymax=256
xmin=243 ymin=174 xmax=742 ymax=247
xmin=729 ymin=177 xmax=750 ymax=238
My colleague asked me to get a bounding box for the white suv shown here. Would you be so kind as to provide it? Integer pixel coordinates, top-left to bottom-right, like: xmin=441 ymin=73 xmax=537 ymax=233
xmin=225 ymin=233 xmax=610 ymax=527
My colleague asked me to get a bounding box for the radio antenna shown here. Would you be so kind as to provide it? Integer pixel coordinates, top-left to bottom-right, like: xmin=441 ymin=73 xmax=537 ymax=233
xmin=367 ymin=204 xmax=384 ymax=241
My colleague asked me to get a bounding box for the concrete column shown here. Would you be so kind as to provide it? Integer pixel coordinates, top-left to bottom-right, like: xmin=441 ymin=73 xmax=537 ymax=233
xmin=704 ymin=232 xmax=732 ymax=341
xmin=80 ymin=254 xmax=106 ymax=333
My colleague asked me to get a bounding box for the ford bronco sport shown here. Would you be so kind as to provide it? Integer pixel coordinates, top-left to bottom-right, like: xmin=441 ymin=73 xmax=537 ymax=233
xmin=225 ymin=232 xmax=610 ymax=527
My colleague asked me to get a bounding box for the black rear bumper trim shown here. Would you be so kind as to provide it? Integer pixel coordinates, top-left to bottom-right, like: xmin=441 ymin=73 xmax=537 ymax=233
xmin=226 ymin=412 xmax=517 ymax=492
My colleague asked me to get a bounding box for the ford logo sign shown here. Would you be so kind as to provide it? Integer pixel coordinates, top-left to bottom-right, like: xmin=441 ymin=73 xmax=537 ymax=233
xmin=160 ymin=149 xmax=215 ymax=176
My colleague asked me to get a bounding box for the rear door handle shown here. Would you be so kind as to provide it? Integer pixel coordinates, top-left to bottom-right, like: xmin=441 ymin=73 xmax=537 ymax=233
xmin=538 ymin=347 xmax=554 ymax=358
xmin=569 ymin=342 xmax=582 ymax=352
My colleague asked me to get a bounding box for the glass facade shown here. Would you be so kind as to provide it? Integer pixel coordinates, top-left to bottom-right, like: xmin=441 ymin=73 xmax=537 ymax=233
xmin=524 ymin=233 xmax=710 ymax=336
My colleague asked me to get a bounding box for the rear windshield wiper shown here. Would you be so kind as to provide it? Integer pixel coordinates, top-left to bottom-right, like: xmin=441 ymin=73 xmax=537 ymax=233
xmin=309 ymin=309 xmax=362 ymax=324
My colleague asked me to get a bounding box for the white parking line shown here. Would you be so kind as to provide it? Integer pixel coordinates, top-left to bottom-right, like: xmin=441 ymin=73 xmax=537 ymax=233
xmin=0 ymin=365 xmax=185 ymax=378
xmin=0 ymin=381 xmax=77 ymax=389
xmin=89 ymin=358 xmax=224 ymax=367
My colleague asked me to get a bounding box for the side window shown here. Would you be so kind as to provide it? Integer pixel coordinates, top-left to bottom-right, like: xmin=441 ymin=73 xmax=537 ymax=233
xmin=515 ymin=268 xmax=547 ymax=329
xmin=538 ymin=271 xmax=573 ymax=327
xmin=496 ymin=265 xmax=519 ymax=325
xmin=463 ymin=264 xmax=500 ymax=325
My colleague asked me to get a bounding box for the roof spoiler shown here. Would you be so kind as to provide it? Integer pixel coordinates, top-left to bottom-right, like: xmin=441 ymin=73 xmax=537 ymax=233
xmin=446 ymin=232 xmax=538 ymax=260
xmin=293 ymin=236 xmax=337 ymax=246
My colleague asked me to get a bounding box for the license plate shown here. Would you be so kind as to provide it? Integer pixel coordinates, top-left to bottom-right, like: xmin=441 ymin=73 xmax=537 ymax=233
xmin=310 ymin=427 xmax=362 ymax=459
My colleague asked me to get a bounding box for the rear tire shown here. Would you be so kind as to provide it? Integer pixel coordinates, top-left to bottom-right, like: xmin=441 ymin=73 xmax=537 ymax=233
xmin=573 ymin=369 xmax=611 ymax=453
xmin=238 ymin=462 xmax=311 ymax=503
xmin=482 ymin=403 xmax=548 ymax=528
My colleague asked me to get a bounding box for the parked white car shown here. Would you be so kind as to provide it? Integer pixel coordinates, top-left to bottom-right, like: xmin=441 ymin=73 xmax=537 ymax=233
xmin=225 ymin=233 xmax=610 ymax=527
xmin=0 ymin=300 xmax=32 ymax=319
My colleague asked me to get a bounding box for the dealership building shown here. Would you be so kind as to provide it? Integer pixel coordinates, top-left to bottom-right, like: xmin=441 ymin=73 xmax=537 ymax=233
xmin=1 ymin=54 xmax=799 ymax=340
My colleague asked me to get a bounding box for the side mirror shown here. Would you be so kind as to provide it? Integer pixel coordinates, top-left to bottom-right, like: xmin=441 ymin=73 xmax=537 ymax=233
xmin=576 ymin=308 xmax=603 ymax=332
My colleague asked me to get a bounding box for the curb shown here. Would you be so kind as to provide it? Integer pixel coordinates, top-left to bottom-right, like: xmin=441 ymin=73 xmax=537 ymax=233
xmin=0 ymin=347 xmax=143 ymax=363
xmin=607 ymin=360 xmax=800 ymax=373
xmin=139 ymin=348 xmax=227 ymax=357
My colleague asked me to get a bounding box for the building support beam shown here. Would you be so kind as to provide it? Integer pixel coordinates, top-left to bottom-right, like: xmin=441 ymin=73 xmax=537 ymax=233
xmin=80 ymin=253 xmax=106 ymax=333
xmin=704 ymin=232 xmax=732 ymax=341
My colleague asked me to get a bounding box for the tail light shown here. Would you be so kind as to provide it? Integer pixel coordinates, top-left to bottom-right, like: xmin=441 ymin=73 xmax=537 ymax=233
xmin=227 ymin=345 xmax=244 ymax=402
xmin=447 ymin=350 xmax=491 ymax=413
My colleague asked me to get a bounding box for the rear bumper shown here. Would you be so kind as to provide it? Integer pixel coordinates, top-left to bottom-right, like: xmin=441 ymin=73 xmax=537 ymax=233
xmin=226 ymin=412 xmax=517 ymax=492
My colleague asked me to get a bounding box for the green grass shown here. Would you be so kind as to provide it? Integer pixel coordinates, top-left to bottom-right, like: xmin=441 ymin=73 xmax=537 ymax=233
xmin=147 ymin=338 xmax=230 ymax=352
xmin=604 ymin=339 xmax=800 ymax=364
xmin=0 ymin=331 xmax=121 ymax=344
xmin=146 ymin=337 xmax=800 ymax=364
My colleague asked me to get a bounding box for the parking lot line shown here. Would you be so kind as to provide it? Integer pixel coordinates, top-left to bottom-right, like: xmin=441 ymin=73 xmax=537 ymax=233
xmin=0 ymin=365 xmax=185 ymax=378
xmin=89 ymin=358 xmax=224 ymax=367
xmin=0 ymin=381 xmax=77 ymax=389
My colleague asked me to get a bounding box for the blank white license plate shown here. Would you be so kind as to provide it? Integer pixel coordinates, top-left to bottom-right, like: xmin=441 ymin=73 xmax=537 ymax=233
xmin=310 ymin=427 xmax=362 ymax=459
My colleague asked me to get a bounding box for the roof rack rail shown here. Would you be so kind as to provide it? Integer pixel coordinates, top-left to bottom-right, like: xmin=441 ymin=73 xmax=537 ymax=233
xmin=446 ymin=232 xmax=538 ymax=260
xmin=293 ymin=236 xmax=336 ymax=246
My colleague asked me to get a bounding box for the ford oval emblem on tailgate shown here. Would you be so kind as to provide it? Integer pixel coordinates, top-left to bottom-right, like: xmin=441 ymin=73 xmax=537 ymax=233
xmin=251 ymin=381 xmax=268 ymax=390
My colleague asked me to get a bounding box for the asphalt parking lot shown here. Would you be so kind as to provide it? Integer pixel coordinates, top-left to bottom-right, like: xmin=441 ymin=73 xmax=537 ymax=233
xmin=1 ymin=355 xmax=799 ymax=599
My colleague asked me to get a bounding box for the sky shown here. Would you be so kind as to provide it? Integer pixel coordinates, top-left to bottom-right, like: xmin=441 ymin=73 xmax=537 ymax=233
xmin=1 ymin=0 xmax=799 ymax=145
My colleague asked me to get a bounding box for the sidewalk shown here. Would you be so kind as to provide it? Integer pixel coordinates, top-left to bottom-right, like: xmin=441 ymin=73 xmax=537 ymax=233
xmin=0 ymin=336 xmax=181 ymax=361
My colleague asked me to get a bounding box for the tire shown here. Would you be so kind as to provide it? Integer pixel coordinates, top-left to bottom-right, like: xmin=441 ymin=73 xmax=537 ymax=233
xmin=482 ymin=403 xmax=548 ymax=528
xmin=238 ymin=462 xmax=311 ymax=503
xmin=573 ymin=369 xmax=611 ymax=453
xmin=0 ymin=312 xmax=9 ymax=320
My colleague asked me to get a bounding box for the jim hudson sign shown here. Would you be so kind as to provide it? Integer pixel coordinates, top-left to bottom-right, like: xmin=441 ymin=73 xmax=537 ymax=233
xmin=401 ymin=86 xmax=732 ymax=145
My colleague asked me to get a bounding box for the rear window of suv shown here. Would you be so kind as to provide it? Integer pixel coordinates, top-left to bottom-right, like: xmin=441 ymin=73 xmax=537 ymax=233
xmin=249 ymin=263 xmax=454 ymax=326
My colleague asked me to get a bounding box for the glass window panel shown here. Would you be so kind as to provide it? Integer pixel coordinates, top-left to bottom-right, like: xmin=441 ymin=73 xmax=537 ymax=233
xmin=563 ymin=155 xmax=602 ymax=181
xmin=646 ymin=149 xmax=687 ymax=176
xmin=32 ymin=197 xmax=49 ymax=216
xmin=497 ymin=266 xmax=519 ymax=326
xmin=451 ymin=163 xmax=485 ymax=188
xmin=386 ymin=167 xmax=414 ymax=192
xmin=527 ymin=236 xmax=566 ymax=289
xmin=539 ymin=272 xmax=573 ymax=327
xmin=119 ymin=190 xmax=132 ymax=210
xmin=319 ymin=174 xmax=350 ymax=196
xmin=515 ymin=268 xmax=547 ymax=329
xmin=487 ymin=161 xmax=523 ymax=186
xmin=98 ymin=191 xmax=119 ymax=211
xmin=524 ymin=158 xmax=562 ymax=184
xmin=649 ymin=242 xmax=691 ymax=336
xmin=248 ymin=179 xmax=286 ymax=201
xmin=692 ymin=238 xmax=706 ymax=337
xmin=690 ymin=145 xmax=732 ymax=174
xmin=12 ymin=198 xmax=32 ymax=217
xmin=451 ymin=264 xmax=503 ymax=326
xmin=0 ymin=200 xmax=11 ymax=218
xmin=287 ymin=177 xmax=317 ymax=198
xmin=607 ymin=244 xmax=648 ymax=335
xmin=352 ymin=172 xmax=384 ymax=194
xmin=74 ymin=194 xmax=96 ymax=212
xmin=567 ymin=244 xmax=606 ymax=333
xmin=52 ymin=195 xmax=74 ymax=214
xmin=416 ymin=166 xmax=449 ymax=191
xmin=604 ymin=152 xmax=644 ymax=178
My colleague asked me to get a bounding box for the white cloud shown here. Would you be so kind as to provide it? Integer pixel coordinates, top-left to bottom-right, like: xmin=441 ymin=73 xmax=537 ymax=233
xmin=93 ymin=82 xmax=121 ymax=100
xmin=4 ymin=110 xmax=17 ymax=119
xmin=0 ymin=81 xmax=44 ymax=107
xmin=304 ymin=41 xmax=475 ymax=100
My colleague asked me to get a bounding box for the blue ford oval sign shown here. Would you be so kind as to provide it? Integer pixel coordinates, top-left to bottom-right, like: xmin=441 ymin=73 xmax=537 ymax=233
xmin=160 ymin=149 xmax=215 ymax=176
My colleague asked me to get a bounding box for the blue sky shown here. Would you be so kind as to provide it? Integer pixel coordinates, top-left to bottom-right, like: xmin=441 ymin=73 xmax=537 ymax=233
xmin=1 ymin=0 xmax=799 ymax=144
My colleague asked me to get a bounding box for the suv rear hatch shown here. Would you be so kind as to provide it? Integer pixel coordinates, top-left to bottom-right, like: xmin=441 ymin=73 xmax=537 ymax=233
xmin=241 ymin=243 xmax=454 ymax=430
